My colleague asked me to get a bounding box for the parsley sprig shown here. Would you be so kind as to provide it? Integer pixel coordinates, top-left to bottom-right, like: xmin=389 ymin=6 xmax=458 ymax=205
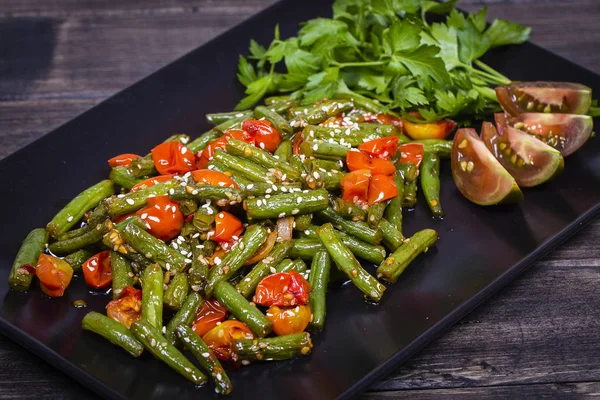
xmin=235 ymin=0 xmax=531 ymax=122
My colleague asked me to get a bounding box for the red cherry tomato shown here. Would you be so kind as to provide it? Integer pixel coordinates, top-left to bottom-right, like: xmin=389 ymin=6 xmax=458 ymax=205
xmin=35 ymin=254 xmax=74 ymax=297
xmin=108 ymin=153 xmax=141 ymax=168
xmin=266 ymin=305 xmax=311 ymax=336
xmin=358 ymin=137 xmax=399 ymax=159
xmin=135 ymin=196 xmax=184 ymax=241
xmin=82 ymin=250 xmax=112 ymax=289
xmin=202 ymin=320 xmax=255 ymax=361
xmin=254 ymin=271 xmax=312 ymax=307
xmin=399 ymin=143 xmax=425 ymax=167
xmin=363 ymin=113 xmax=404 ymax=128
xmin=196 ymin=130 xmax=252 ymax=169
xmin=242 ymin=120 xmax=282 ymax=152
xmin=212 ymin=211 xmax=243 ymax=243
xmin=191 ymin=169 xmax=239 ymax=189
xmin=346 ymin=150 xmax=396 ymax=175
xmin=151 ymin=142 xmax=195 ymax=175
xmin=106 ymin=286 xmax=142 ymax=328
xmin=192 ymin=299 xmax=228 ymax=337
xmin=130 ymin=174 xmax=175 ymax=192
xmin=368 ymin=174 xmax=398 ymax=205
xmin=340 ymin=169 xmax=371 ymax=204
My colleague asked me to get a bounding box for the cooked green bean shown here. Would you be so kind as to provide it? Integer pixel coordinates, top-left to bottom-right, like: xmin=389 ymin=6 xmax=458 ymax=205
xmin=110 ymin=251 xmax=133 ymax=299
xmin=379 ymin=219 xmax=404 ymax=252
xmin=165 ymin=291 xmax=203 ymax=346
xmin=225 ymin=138 xmax=301 ymax=180
xmin=8 ymin=228 xmax=48 ymax=291
xmin=233 ymin=332 xmax=313 ymax=362
xmin=82 ymin=312 xmax=143 ymax=357
xmin=254 ymin=105 xmax=293 ymax=135
xmin=384 ymin=173 xmax=405 ymax=234
xmin=421 ymin=152 xmax=444 ymax=218
xmin=236 ymin=240 xmax=293 ymax=298
xmin=106 ymin=179 xmax=179 ymax=218
xmin=213 ymin=149 xmax=276 ymax=184
xmin=377 ymin=229 xmax=438 ymax=283
xmin=48 ymin=219 xmax=112 ymax=255
xmin=141 ymin=264 xmax=164 ymax=330
xmin=367 ymin=202 xmax=387 ymax=228
xmin=244 ymin=189 xmax=329 ymax=220
xmin=332 ymin=197 xmax=367 ymax=221
xmin=308 ymin=250 xmax=331 ymax=331
xmin=274 ymin=139 xmax=293 ymax=162
xmin=109 ymin=166 xmax=145 ymax=190
xmin=317 ymin=207 xmax=382 ymax=245
xmin=164 ymin=273 xmax=189 ymax=311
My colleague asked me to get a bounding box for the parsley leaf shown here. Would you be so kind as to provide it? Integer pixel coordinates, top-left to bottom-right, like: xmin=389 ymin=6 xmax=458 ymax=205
xmin=392 ymin=45 xmax=451 ymax=86
xmin=303 ymin=67 xmax=343 ymax=104
xmin=458 ymin=19 xmax=491 ymax=64
xmin=485 ymin=19 xmax=532 ymax=48
xmin=235 ymin=74 xmax=274 ymax=111
xmin=237 ymin=56 xmax=257 ymax=87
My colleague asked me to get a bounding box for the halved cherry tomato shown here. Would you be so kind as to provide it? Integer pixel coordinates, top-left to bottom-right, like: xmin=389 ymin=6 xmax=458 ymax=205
xmin=136 ymin=196 xmax=184 ymax=241
xmin=192 ymin=299 xmax=228 ymax=337
xmin=254 ymin=271 xmax=312 ymax=307
xmin=399 ymin=143 xmax=425 ymax=167
xmin=130 ymin=174 xmax=175 ymax=192
xmin=35 ymin=254 xmax=73 ymax=297
xmin=151 ymin=141 xmax=195 ymax=175
xmin=106 ymin=286 xmax=142 ymax=328
xmin=363 ymin=113 xmax=404 ymax=128
xmin=202 ymin=320 xmax=254 ymax=361
xmin=346 ymin=150 xmax=396 ymax=175
xmin=292 ymin=132 xmax=303 ymax=155
xmin=403 ymin=115 xmax=456 ymax=140
xmin=340 ymin=169 xmax=371 ymax=204
xmin=243 ymin=120 xmax=282 ymax=152
xmin=108 ymin=153 xmax=141 ymax=168
xmin=196 ymin=129 xmax=252 ymax=169
xmin=191 ymin=169 xmax=239 ymax=189
xmin=368 ymin=174 xmax=398 ymax=205
xmin=266 ymin=305 xmax=311 ymax=336
xmin=212 ymin=211 xmax=243 ymax=243
xmin=358 ymin=137 xmax=399 ymax=159
xmin=82 ymin=250 xmax=112 ymax=289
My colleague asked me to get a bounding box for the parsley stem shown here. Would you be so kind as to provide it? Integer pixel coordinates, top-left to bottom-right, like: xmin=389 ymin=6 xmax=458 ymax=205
xmin=474 ymin=60 xmax=511 ymax=84
xmin=333 ymin=60 xmax=387 ymax=68
xmin=469 ymin=67 xmax=510 ymax=86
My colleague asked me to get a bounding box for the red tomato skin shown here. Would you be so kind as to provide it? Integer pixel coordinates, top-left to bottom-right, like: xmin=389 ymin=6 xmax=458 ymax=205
xmin=340 ymin=169 xmax=371 ymax=204
xmin=358 ymin=137 xmax=399 ymax=159
xmin=266 ymin=305 xmax=311 ymax=336
xmin=196 ymin=130 xmax=252 ymax=169
xmin=368 ymin=174 xmax=398 ymax=205
xmin=106 ymin=286 xmax=142 ymax=328
xmin=151 ymin=142 xmax=195 ymax=175
xmin=82 ymin=250 xmax=112 ymax=289
xmin=242 ymin=120 xmax=282 ymax=152
xmin=399 ymin=143 xmax=425 ymax=167
xmin=192 ymin=299 xmax=228 ymax=337
xmin=108 ymin=153 xmax=141 ymax=168
xmin=35 ymin=254 xmax=73 ymax=297
xmin=136 ymin=196 xmax=184 ymax=241
xmin=254 ymin=271 xmax=312 ymax=307
xmin=346 ymin=150 xmax=396 ymax=175
xmin=202 ymin=320 xmax=254 ymax=361
xmin=212 ymin=211 xmax=243 ymax=243
xmin=130 ymin=174 xmax=174 ymax=192
xmin=191 ymin=169 xmax=239 ymax=189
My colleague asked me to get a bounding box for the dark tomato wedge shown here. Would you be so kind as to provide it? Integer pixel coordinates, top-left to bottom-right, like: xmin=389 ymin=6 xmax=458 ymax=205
xmin=136 ymin=196 xmax=184 ymax=241
xmin=212 ymin=211 xmax=243 ymax=243
xmin=108 ymin=153 xmax=141 ymax=168
xmin=398 ymin=143 xmax=425 ymax=167
xmin=130 ymin=174 xmax=174 ymax=192
xmin=451 ymin=128 xmax=523 ymax=206
xmin=242 ymin=120 xmax=282 ymax=152
xmin=481 ymin=122 xmax=564 ymax=188
xmin=202 ymin=320 xmax=254 ymax=361
xmin=495 ymin=81 xmax=592 ymax=116
xmin=35 ymin=254 xmax=74 ymax=297
xmin=340 ymin=169 xmax=371 ymax=204
xmin=254 ymin=271 xmax=312 ymax=307
xmin=367 ymin=174 xmax=398 ymax=205
xmin=266 ymin=305 xmax=311 ymax=336
xmin=191 ymin=169 xmax=239 ymax=189
xmin=82 ymin=250 xmax=112 ymax=289
xmin=192 ymin=299 xmax=228 ymax=337
xmin=151 ymin=141 xmax=195 ymax=175
xmin=358 ymin=137 xmax=399 ymax=159
xmin=106 ymin=286 xmax=142 ymax=328
xmin=346 ymin=150 xmax=396 ymax=175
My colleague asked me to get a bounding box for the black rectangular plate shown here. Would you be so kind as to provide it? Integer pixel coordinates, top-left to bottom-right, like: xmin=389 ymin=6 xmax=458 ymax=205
xmin=1 ymin=1 xmax=599 ymax=399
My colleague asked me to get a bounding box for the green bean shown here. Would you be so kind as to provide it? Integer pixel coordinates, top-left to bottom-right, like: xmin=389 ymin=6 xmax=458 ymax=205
xmin=57 ymin=204 xmax=109 ymax=241
xmin=317 ymin=207 xmax=382 ymax=245
xmin=384 ymin=173 xmax=405 ymax=234
xmin=376 ymin=229 xmax=438 ymax=283
xmin=128 ymin=156 xmax=156 ymax=178
xmin=290 ymin=236 xmax=385 ymax=265
xmin=81 ymin=312 xmax=143 ymax=357
xmin=47 ymin=180 xmax=114 ymax=238
xmin=242 ymin=182 xmax=303 ymax=197
xmin=8 ymin=228 xmax=48 ymax=291
xmin=334 ymin=92 xmax=386 ymax=114
xmin=176 ymin=325 xmax=233 ymax=395
xmin=277 ymin=258 xmax=307 ymax=273
xmin=331 ymin=197 xmax=367 ymax=221
xmin=233 ymin=332 xmax=313 ymax=362
xmin=48 ymin=219 xmax=112 ymax=255
xmin=300 ymin=141 xmax=349 ymax=160
xmin=293 ymin=214 xmax=313 ymax=231
xmin=274 ymin=139 xmax=292 ymax=162
xmin=131 ymin=319 xmax=207 ymax=385
xmin=169 ymin=184 xmax=243 ymax=205
xmin=290 ymin=100 xmax=354 ymax=125
xmin=109 ymin=166 xmax=145 ymax=190
xmin=413 ymin=139 xmax=453 ymax=157
xmin=308 ymin=250 xmax=330 ymax=331
xmin=421 ymin=152 xmax=444 ymax=218
xmin=265 ymin=95 xmax=292 ymax=106
xmin=192 ymin=203 xmax=219 ymax=232
xmin=254 ymin=105 xmax=293 ymax=135
xmin=307 ymin=158 xmax=343 ymax=172
xmin=244 ymin=189 xmax=329 ymax=220
xmin=367 ymin=202 xmax=387 ymax=229
xmin=289 ymin=154 xmax=306 ymax=173
xmin=141 ymin=264 xmax=164 ymax=330
xmin=224 ymin=138 xmax=301 ymax=180
xmin=178 ymin=199 xmax=197 ymax=216
xmin=164 ymin=273 xmax=189 ymax=311
xmin=165 ymin=291 xmax=203 ymax=346
xmin=236 ymin=240 xmax=293 ymax=298
xmin=62 ymin=249 xmax=94 ymax=272
xmin=272 ymin=259 xmax=294 ymax=273
xmin=106 ymin=179 xmax=179 ymax=218
xmin=397 ymin=162 xmax=418 ymax=183
xmin=403 ymin=181 xmax=418 ymax=208
xmin=188 ymin=238 xmax=209 ymax=289
xmin=206 ymin=110 xmax=251 ymax=126
xmin=213 ymin=281 xmax=273 ymax=337
xmin=380 ymin=219 xmax=404 ymax=252
xmin=316 ymin=223 xmax=386 ymax=302
xmin=213 ymin=149 xmax=276 ymax=184
xmin=188 ymin=130 xmax=222 ymax=154
xmin=213 ymin=112 xmax=252 ymax=133
xmin=304 ymin=169 xmax=344 ymax=191
xmin=121 ymin=222 xmax=187 ymax=272
xmin=110 ymin=251 xmax=133 ymax=299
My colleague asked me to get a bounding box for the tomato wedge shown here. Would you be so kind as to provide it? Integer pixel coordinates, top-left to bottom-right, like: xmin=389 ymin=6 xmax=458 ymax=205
xmin=242 ymin=120 xmax=282 ymax=152
xmin=266 ymin=305 xmax=311 ymax=336
xmin=108 ymin=153 xmax=141 ymax=168
xmin=191 ymin=169 xmax=239 ymax=189
xmin=151 ymin=141 xmax=195 ymax=175
xmin=130 ymin=174 xmax=174 ymax=192
xmin=192 ymin=299 xmax=228 ymax=337
xmin=398 ymin=143 xmax=425 ymax=167
xmin=254 ymin=271 xmax=312 ymax=307
xmin=106 ymin=286 xmax=142 ymax=328
xmin=346 ymin=150 xmax=395 ymax=175
xmin=136 ymin=196 xmax=184 ymax=241
xmin=340 ymin=169 xmax=371 ymax=204
xmin=35 ymin=254 xmax=73 ymax=297
xmin=403 ymin=118 xmax=456 ymax=140
xmin=202 ymin=320 xmax=255 ymax=361
xmin=358 ymin=137 xmax=399 ymax=159
xmin=82 ymin=250 xmax=112 ymax=289
xmin=197 ymin=130 xmax=252 ymax=169
xmin=368 ymin=174 xmax=398 ymax=205
xmin=212 ymin=211 xmax=243 ymax=243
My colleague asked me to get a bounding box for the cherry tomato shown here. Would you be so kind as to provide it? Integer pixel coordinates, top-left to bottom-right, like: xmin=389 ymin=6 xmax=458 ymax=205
xmin=242 ymin=120 xmax=282 ymax=152
xmin=191 ymin=169 xmax=239 ymax=189
xmin=151 ymin=141 xmax=195 ymax=175
xmin=202 ymin=320 xmax=255 ymax=361
xmin=368 ymin=174 xmax=398 ymax=205
xmin=130 ymin=174 xmax=175 ymax=192
xmin=399 ymin=143 xmax=425 ymax=167
xmin=108 ymin=153 xmax=141 ymax=168
xmin=292 ymin=132 xmax=303 ymax=155
xmin=35 ymin=254 xmax=73 ymax=297
xmin=403 ymin=118 xmax=456 ymax=140
xmin=363 ymin=113 xmax=404 ymax=128
xmin=106 ymin=286 xmax=142 ymax=328
xmin=136 ymin=196 xmax=184 ymax=241
xmin=196 ymin=130 xmax=252 ymax=169
xmin=254 ymin=271 xmax=312 ymax=307
xmin=192 ymin=299 xmax=228 ymax=337
xmin=212 ymin=211 xmax=243 ymax=243
xmin=340 ymin=169 xmax=371 ymax=204
xmin=113 ymin=212 xmax=136 ymax=224
xmin=82 ymin=250 xmax=112 ymax=289
xmin=266 ymin=305 xmax=311 ymax=336
xmin=358 ymin=137 xmax=399 ymax=159
xmin=346 ymin=150 xmax=396 ymax=175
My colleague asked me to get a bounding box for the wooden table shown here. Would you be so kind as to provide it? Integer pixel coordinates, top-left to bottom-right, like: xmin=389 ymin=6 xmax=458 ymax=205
xmin=1 ymin=1 xmax=599 ymax=398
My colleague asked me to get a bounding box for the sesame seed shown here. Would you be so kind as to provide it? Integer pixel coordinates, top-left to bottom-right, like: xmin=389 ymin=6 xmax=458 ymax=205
xmin=278 ymin=212 xmax=286 ymax=218
xmin=126 ymin=199 xmax=135 ymax=205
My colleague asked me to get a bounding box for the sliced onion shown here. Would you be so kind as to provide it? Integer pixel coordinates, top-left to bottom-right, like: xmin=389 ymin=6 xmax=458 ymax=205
xmin=276 ymin=217 xmax=294 ymax=242
xmin=244 ymin=232 xmax=277 ymax=266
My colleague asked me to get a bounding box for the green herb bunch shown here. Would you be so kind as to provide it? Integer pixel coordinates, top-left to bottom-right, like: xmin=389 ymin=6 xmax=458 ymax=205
xmin=236 ymin=0 xmax=531 ymax=121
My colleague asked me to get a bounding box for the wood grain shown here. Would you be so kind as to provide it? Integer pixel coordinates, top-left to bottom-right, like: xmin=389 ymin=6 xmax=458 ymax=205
xmin=0 ymin=1 xmax=599 ymax=399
